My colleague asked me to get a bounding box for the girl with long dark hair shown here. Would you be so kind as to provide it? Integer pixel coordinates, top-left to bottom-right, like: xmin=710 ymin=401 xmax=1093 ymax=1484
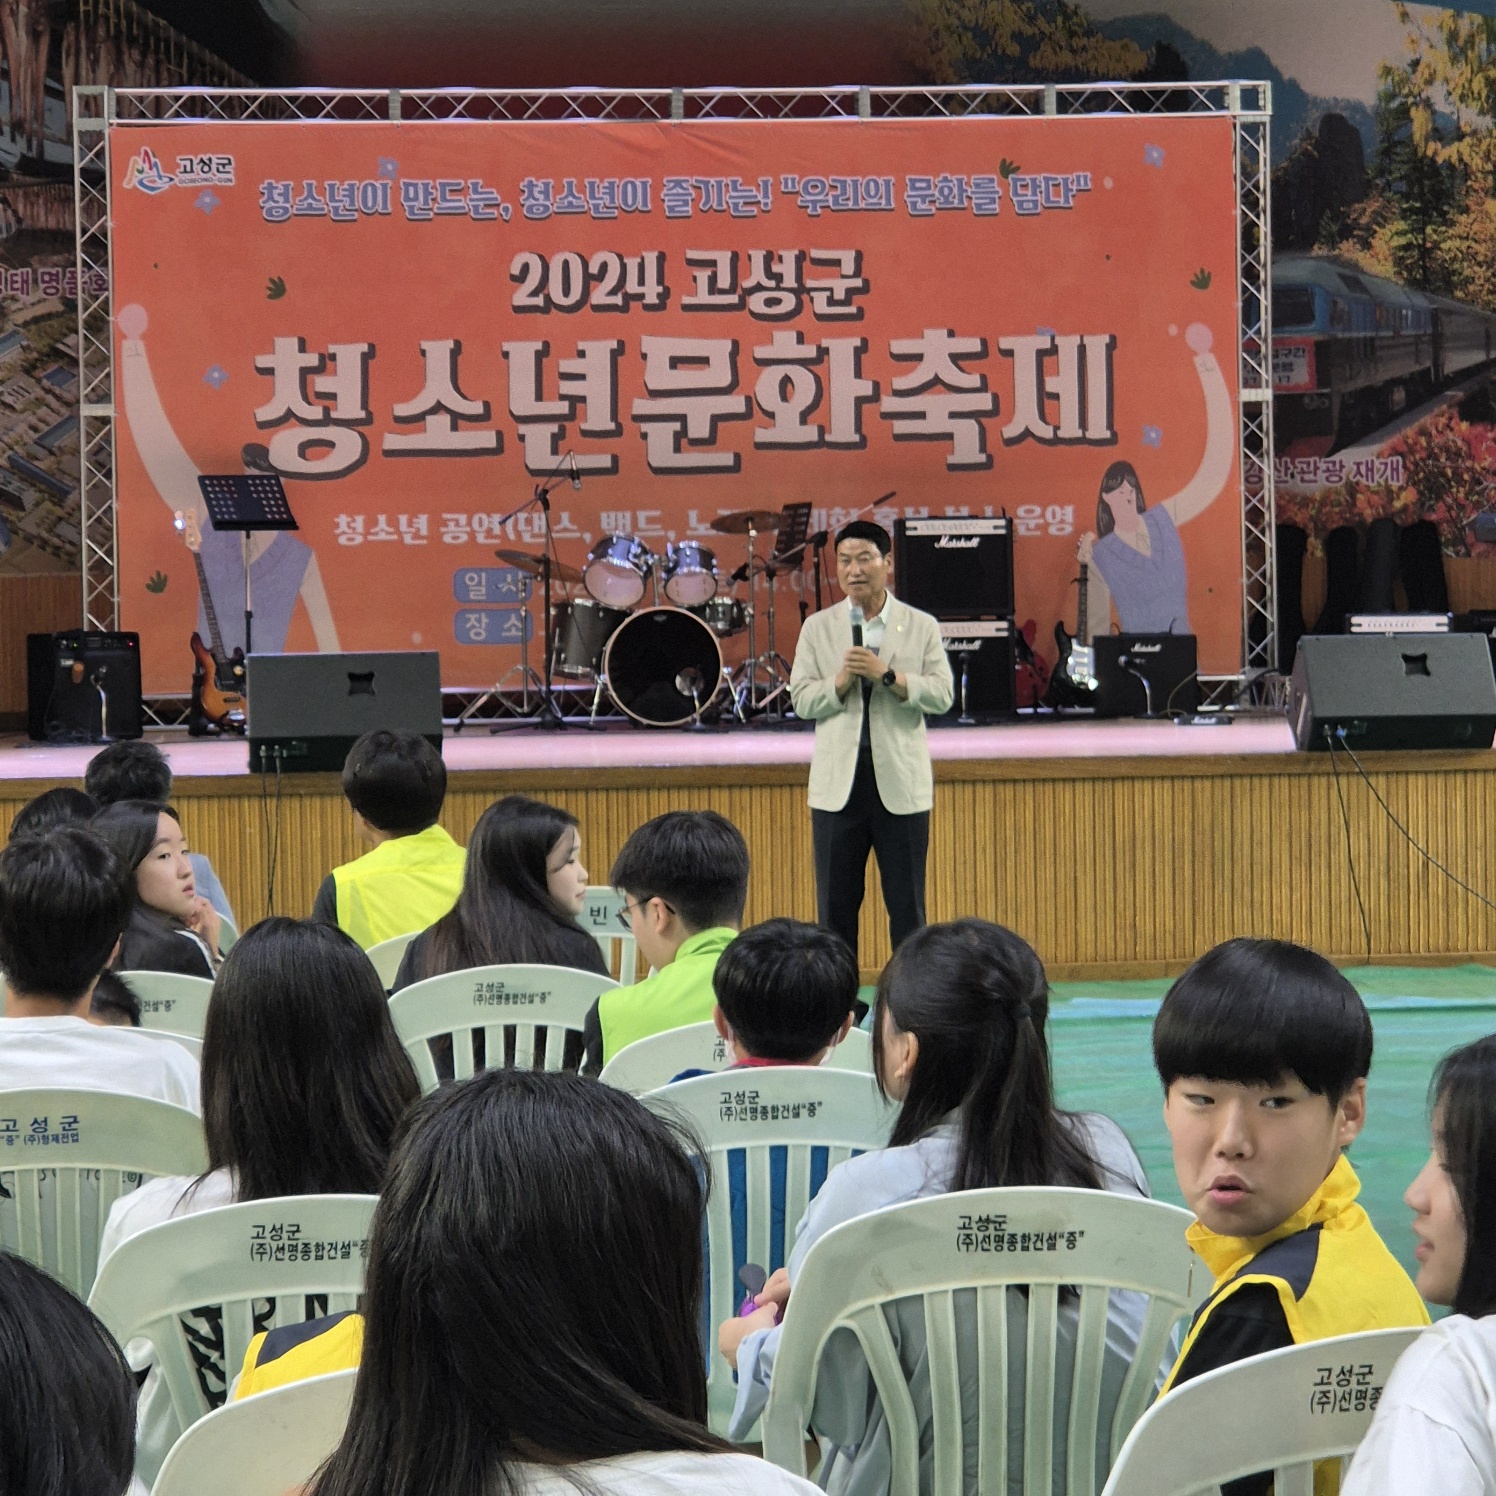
xmin=719 ymin=918 xmax=1153 ymax=1495
xmin=97 ymin=917 xmax=421 ymax=1486
xmin=1345 ymin=1037 xmax=1496 ymax=1494
xmin=309 ymin=1069 xmax=818 ymax=1496
xmin=393 ymin=793 xmax=606 ymax=990
xmin=91 ymin=799 xmax=218 ymax=978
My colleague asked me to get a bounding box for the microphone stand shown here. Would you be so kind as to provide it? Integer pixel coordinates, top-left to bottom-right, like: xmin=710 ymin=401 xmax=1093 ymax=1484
xmin=490 ymin=449 xmax=581 ymax=734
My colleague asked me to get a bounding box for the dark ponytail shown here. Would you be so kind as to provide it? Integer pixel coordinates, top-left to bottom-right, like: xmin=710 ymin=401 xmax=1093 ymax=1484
xmin=873 ymin=919 xmax=1102 ymax=1193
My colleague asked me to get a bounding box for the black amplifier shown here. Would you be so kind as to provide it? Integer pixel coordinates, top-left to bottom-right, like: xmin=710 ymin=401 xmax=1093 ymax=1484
xmin=1092 ymin=633 xmax=1198 ymax=719
xmin=27 ymin=631 xmax=143 ymax=743
xmin=894 ymin=517 xmax=1013 ymax=619
xmin=935 ymin=619 xmax=1015 ymax=722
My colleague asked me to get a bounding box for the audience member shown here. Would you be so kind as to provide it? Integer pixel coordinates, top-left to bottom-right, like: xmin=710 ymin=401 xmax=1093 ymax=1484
xmin=393 ymin=794 xmax=604 ymax=990
xmin=311 ymin=729 xmax=465 ymax=949
xmin=720 ymin=918 xmax=1152 ymax=1493
xmin=582 ymin=810 xmax=749 ymax=1073
xmin=0 ymin=1250 xmax=138 ymax=1496
xmin=0 ymin=828 xmax=196 ymax=1106
xmin=84 ymin=740 xmax=234 ymax=924
xmin=1152 ymin=937 xmax=1427 ymax=1484
xmin=296 ymin=1070 xmax=818 ymax=1496
xmin=92 ymin=801 xmax=219 ymax=979
xmin=1345 ymin=1036 xmax=1496 ymax=1494
xmin=8 ymin=785 xmax=97 ymax=840
xmin=89 ymin=970 xmax=141 ymax=1028
xmin=97 ymin=917 xmax=421 ymax=1486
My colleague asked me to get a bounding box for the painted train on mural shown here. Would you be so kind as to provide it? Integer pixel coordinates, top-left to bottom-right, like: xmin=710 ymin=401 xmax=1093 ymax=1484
xmin=1272 ymin=254 xmax=1496 ymax=458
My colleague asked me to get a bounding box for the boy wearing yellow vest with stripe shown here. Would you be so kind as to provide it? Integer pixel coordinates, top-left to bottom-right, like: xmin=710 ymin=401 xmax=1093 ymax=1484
xmin=581 ymin=810 xmax=748 ymax=1074
xmin=311 ymin=730 xmax=466 ymax=949
xmin=1155 ymin=937 xmax=1428 ymax=1496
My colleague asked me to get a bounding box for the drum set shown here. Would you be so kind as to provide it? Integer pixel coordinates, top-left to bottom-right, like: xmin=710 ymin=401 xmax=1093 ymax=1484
xmin=485 ymin=503 xmax=812 ymax=729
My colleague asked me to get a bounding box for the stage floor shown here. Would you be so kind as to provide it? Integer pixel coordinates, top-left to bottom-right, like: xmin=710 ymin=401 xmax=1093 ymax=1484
xmin=0 ymin=713 xmax=1298 ymax=783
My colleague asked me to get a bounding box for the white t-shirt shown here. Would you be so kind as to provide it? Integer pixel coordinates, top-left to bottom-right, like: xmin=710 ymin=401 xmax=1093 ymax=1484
xmin=514 ymin=1450 xmax=821 ymax=1494
xmin=99 ymin=1167 xmax=235 ymax=1264
xmin=1344 ymin=1316 xmax=1496 ymax=1496
xmin=0 ymin=1014 xmax=199 ymax=1109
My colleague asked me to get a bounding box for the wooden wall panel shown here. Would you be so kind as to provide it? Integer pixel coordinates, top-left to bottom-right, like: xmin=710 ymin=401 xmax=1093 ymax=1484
xmin=2 ymin=749 xmax=1495 ymax=980
xmin=0 ymin=573 xmax=79 ymax=719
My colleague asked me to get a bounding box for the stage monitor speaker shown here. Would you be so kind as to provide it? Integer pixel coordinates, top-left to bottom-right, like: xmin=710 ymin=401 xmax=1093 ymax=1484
xmin=27 ymin=631 xmax=142 ymax=743
xmin=894 ymin=517 xmax=1013 ymax=619
xmin=935 ymin=619 xmax=1015 ymax=722
xmin=247 ymin=651 xmax=443 ymax=773
xmin=1092 ymin=634 xmax=1198 ymax=719
xmin=1290 ymin=633 xmax=1496 ymax=752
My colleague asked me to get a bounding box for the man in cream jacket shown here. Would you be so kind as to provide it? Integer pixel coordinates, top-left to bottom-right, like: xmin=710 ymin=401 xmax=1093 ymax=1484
xmin=789 ymin=520 xmax=954 ymax=966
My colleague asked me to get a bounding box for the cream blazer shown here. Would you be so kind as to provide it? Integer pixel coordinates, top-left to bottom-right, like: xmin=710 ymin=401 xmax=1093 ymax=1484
xmin=789 ymin=593 xmax=954 ymax=815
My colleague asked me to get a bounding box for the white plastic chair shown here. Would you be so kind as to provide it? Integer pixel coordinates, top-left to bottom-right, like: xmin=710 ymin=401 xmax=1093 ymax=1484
xmin=761 ymin=1187 xmax=1202 ymax=1493
xmin=643 ymin=1067 xmax=898 ymax=1435
xmin=120 ymin=971 xmax=214 ymax=1040
xmin=0 ymin=1088 xmax=206 ymax=1296
xmin=89 ymin=1194 xmax=376 ymax=1439
xmin=1100 ymin=1326 xmax=1424 ymax=1496
xmin=217 ymin=916 xmax=238 ymax=954
xmin=578 ymin=885 xmax=638 ymax=985
xmin=150 ymin=1366 xmax=356 ymax=1496
xmin=366 ymin=931 xmax=417 ymax=990
xmin=388 ymin=963 xmax=618 ymax=1092
xmin=601 ymin=1021 xmax=874 ymax=1093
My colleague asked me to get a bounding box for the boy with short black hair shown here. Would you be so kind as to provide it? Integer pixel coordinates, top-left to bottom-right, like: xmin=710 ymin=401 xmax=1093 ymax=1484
xmin=311 ymin=729 xmax=465 ymax=949
xmin=0 ymin=829 xmax=197 ymax=1105
xmin=1155 ymin=938 xmax=1427 ymax=1423
xmin=582 ymin=810 xmax=749 ymax=1073
xmin=712 ymin=919 xmax=857 ymax=1067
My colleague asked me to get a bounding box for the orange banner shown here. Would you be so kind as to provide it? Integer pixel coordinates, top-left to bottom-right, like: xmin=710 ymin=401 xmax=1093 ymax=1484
xmin=109 ymin=115 xmax=1243 ymax=695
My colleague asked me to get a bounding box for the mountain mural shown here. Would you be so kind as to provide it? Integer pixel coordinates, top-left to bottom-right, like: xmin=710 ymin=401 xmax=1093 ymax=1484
xmin=1095 ymin=11 xmax=1376 ymax=163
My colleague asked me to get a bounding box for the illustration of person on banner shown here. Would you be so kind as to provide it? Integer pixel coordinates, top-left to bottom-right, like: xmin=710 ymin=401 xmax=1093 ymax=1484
xmin=117 ymin=302 xmax=341 ymax=660
xmin=1078 ymin=322 xmax=1233 ymax=637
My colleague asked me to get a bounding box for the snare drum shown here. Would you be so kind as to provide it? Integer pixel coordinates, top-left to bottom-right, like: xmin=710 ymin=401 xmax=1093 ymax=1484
xmin=603 ymin=607 xmax=724 ymax=728
xmin=661 ymin=540 xmax=718 ymax=607
xmin=584 ymin=533 xmax=653 ymax=608
xmin=553 ymin=599 xmax=629 ymax=678
xmin=688 ymin=596 xmax=750 ymax=638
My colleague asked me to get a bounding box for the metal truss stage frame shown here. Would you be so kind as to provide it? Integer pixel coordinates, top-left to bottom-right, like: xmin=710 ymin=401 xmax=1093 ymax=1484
xmin=73 ymin=80 xmax=1274 ymax=727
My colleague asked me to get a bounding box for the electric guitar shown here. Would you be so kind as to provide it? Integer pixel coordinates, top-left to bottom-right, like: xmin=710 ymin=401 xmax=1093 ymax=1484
xmin=177 ymin=509 xmax=246 ymax=729
xmin=1013 ymin=619 xmax=1051 ymax=709
xmin=1045 ymin=560 xmax=1099 ymax=708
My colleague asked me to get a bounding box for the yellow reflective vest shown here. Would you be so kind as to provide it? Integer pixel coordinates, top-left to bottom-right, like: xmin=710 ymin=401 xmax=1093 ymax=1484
xmin=330 ymin=823 xmax=466 ymax=949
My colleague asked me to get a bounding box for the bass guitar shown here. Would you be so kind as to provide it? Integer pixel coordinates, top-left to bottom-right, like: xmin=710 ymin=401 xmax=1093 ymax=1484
xmin=1045 ymin=559 xmax=1099 ymax=709
xmin=176 ymin=508 xmax=246 ymax=732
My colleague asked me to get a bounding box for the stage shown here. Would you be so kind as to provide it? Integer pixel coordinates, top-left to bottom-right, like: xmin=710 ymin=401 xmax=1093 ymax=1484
xmin=2 ymin=713 xmax=1494 ymax=981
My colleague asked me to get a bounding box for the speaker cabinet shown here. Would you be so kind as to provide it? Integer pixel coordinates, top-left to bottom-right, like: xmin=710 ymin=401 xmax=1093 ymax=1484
xmin=1092 ymin=634 xmax=1198 ymax=719
xmin=935 ymin=619 xmax=1015 ymax=721
xmin=1290 ymin=633 xmax=1496 ymax=751
xmin=894 ymin=517 xmax=1013 ymax=619
xmin=27 ymin=632 xmax=142 ymax=743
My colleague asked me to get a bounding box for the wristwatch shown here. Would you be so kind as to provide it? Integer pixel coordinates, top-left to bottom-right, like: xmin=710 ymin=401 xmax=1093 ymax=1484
xmin=882 ymin=668 xmax=898 ymax=689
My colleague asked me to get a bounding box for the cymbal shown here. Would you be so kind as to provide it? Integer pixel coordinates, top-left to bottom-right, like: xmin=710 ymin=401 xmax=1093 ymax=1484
xmin=494 ymin=548 xmax=586 ymax=586
xmin=711 ymin=509 xmax=782 ymax=536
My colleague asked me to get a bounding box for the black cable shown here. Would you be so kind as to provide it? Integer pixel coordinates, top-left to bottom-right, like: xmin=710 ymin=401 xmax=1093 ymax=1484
xmin=1339 ymin=733 xmax=1496 ymax=917
xmin=258 ymin=746 xmax=272 ymax=914
xmin=1325 ymin=729 xmax=1374 ymax=964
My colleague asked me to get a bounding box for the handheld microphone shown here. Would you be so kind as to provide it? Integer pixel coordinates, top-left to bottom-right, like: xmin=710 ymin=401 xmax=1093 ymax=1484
xmin=568 ymin=452 xmax=581 ymax=490
xmin=849 ymin=603 xmax=864 ymax=648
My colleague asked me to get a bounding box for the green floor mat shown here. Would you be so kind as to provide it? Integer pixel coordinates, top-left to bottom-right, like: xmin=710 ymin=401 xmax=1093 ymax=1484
xmin=1048 ymin=964 xmax=1496 ymax=1286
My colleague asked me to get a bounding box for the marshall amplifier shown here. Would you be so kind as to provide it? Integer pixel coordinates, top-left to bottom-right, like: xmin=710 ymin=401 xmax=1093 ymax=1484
xmin=936 ymin=619 xmax=1016 ymax=722
xmin=1092 ymin=634 xmax=1198 ymax=718
xmin=27 ymin=631 xmax=143 ymax=743
xmin=894 ymin=517 xmax=1013 ymax=619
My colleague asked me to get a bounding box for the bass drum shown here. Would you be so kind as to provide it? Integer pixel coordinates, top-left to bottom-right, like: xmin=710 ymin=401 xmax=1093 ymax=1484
xmin=603 ymin=607 xmax=724 ymax=728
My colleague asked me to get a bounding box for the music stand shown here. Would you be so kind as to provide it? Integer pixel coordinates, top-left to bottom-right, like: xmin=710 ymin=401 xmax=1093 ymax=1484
xmin=197 ymin=475 xmax=298 ymax=657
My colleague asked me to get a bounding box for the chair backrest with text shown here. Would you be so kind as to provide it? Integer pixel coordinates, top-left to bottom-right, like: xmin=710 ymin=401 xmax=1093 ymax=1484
xmin=578 ymin=885 xmax=638 ymax=985
xmin=601 ymin=1021 xmax=874 ymax=1093
xmin=0 ymin=1087 xmax=207 ymax=1296
xmin=643 ymin=1067 xmax=898 ymax=1435
xmin=150 ymin=1367 xmax=357 ymax=1496
xmin=120 ymin=971 xmax=214 ymax=1039
xmin=1099 ymin=1327 xmax=1425 ymax=1496
xmin=388 ymin=964 xmax=618 ymax=1092
xmin=89 ymin=1194 xmax=376 ymax=1437
xmin=366 ymin=931 xmax=417 ymax=990
xmin=761 ymin=1187 xmax=1202 ymax=1494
